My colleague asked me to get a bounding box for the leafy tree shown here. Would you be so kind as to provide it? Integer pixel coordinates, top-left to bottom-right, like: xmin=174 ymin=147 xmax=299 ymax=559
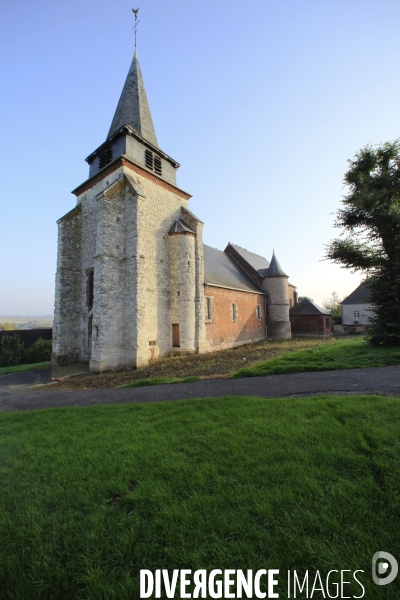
xmin=322 ymin=291 xmax=342 ymax=313
xmin=325 ymin=140 xmax=400 ymax=345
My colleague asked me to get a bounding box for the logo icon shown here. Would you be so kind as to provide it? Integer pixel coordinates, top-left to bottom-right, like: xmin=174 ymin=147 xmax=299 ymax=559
xmin=372 ymin=552 xmax=398 ymax=586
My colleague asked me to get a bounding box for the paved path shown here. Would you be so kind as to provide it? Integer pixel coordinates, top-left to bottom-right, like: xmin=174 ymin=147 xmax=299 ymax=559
xmin=0 ymin=365 xmax=399 ymax=412
xmin=0 ymin=369 xmax=52 ymax=389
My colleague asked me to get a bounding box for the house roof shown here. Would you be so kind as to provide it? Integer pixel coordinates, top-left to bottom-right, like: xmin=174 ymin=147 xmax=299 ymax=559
xmin=108 ymin=50 xmax=158 ymax=146
xmin=289 ymin=298 xmax=330 ymax=315
xmin=203 ymin=245 xmax=262 ymax=293
xmin=341 ymin=282 xmax=371 ymax=305
xmin=229 ymin=244 xmax=270 ymax=272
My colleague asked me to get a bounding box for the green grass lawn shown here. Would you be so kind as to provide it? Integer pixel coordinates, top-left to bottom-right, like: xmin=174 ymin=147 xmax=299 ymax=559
xmin=233 ymin=337 xmax=400 ymax=378
xmin=0 ymin=361 xmax=51 ymax=376
xmin=1 ymin=395 xmax=400 ymax=599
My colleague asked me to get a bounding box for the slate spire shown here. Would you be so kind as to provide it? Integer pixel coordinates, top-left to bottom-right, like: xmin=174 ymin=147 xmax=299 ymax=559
xmin=108 ymin=50 xmax=158 ymax=147
xmin=265 ymin=251 xmax=288 ymax=277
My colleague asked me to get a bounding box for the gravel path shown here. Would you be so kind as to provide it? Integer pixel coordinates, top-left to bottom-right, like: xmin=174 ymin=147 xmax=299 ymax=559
xmin=0 ymin=365 xmax=399 ymax=411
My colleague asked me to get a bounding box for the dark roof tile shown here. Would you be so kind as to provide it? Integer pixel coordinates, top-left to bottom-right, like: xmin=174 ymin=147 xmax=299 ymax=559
xmin=204 ymin=245 xmax=262 ymax=293
xmin=341 ymin=282 xmax=371 ymax=305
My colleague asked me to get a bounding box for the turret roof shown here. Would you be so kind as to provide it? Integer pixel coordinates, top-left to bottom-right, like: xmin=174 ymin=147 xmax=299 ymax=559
xmin=168 ymin=218 xmax=195 ymax=235
xmin=108 ymin=50 xmax=158 ymax=146
xmin=261 ymin=252 xmax=287 ymax=277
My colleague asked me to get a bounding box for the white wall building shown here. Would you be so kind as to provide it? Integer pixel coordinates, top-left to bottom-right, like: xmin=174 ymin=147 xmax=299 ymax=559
xmin=341 ymin=282 xmax=373 ymax=326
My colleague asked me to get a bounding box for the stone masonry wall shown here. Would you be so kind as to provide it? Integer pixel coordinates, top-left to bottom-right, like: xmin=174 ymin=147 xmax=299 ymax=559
xmin=169 ymin=233 xmax=196 ymax=353
xmin=261 ymin=276 xmax=291 ymax=340
xmin=52 ymin=205 xmax=82 ymax=365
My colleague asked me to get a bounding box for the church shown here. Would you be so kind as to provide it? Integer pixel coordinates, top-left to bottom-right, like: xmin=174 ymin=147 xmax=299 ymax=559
xmin=52 ymin=41 xmax=297 ymax=372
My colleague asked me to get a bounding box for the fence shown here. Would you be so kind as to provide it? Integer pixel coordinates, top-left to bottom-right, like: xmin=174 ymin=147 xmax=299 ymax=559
xmin=0 ymin=329 xmax=52 ymax=348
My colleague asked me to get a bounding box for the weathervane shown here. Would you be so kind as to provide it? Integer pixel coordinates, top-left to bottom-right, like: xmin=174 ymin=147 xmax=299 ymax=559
xmin=132 ymin=8 xmax=140 ymax=49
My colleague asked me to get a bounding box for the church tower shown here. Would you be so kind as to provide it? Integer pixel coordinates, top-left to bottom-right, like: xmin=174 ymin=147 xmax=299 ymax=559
xmin=52 ymin=36 xmax=206 ymax=371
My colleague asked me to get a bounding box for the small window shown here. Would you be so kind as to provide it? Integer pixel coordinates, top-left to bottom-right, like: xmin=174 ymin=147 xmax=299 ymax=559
xmin=145 ymin=149 xmax=162 ymax=176
xmin=88 ymin=316 xmax=93 ymax=355
xmin=149 ymin=340 xmax=156 ymax=346
xmin=205 ymin=297 xmax=212 ymax=321
xmin=99 ymin=147 xmax=112 ymax=169
xmin=154 ymin=156 xmax=162 ymax=175
xmin=145 ymin=149 xmax=154 ymax=170
xmin=231 ymin=302 xmax=237 ymax=322
xmin=353 ymin=311 xmax=360 ymax=319
xmin=325 ymin=317 xmax=331 ymax=327
xmin=87 ymin=269 xmax=94 ymax=311
xmin=256 ymin=304 xmax=262 ymax=320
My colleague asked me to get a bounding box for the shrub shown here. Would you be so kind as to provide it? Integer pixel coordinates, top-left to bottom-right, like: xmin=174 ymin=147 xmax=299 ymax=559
xmin=27 ymin=338 xmax=52 ymax=364
xmin=0 ymin=335 xmax=27 ymax=367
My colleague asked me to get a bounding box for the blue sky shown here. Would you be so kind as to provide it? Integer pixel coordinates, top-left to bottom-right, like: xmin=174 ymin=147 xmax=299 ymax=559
xmin=1 ymin=0 xmax=399 ymax=315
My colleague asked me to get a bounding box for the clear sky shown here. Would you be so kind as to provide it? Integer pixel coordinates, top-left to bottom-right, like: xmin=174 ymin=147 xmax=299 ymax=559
xmin=1 ymin=0 xmax=399 ymax=315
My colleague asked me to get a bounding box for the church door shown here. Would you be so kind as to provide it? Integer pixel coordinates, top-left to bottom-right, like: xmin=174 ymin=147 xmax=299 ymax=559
xmin=172 ymin=324 xmax=180 ymax=347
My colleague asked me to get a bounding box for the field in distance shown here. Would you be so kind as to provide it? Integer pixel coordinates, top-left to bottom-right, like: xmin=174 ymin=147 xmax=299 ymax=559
xmin=0 ymin=316 xmax=53 ymax=329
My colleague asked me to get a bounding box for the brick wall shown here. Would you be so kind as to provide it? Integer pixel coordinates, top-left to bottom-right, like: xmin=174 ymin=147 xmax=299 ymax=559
xmin=290 ymin=314 xmax=332 ymax=336
xmin=204 ymin=285 xmax=265 ymax=349
xmin=288 ymin=284 xmax=297 ymax=308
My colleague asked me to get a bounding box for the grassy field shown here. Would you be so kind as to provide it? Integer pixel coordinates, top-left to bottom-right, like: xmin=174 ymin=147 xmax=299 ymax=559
xmin=233 ymin=337 xmax=400 ymax=378
xmin=1 ymin=395 xmax=400 ymax=599
xmin=0 ymin=361 xmax=51 ymax=376
xmin=53 ymin=336 xmax=341 ymax=390
xmin=51 ymin=336 xmax=400 ymax=391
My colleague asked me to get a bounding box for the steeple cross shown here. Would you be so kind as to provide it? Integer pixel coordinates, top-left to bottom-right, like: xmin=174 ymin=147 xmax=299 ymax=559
xmin=132 ymin=8 xmax=140 ymax=49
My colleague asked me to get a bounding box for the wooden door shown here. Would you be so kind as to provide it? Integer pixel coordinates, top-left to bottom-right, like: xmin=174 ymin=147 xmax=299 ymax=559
xmin=172 ymin=324 xmax=180 ymax=347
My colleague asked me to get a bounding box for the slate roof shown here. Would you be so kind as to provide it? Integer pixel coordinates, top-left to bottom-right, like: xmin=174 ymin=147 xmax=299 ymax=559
xmin=229 ymin=244 xmax=270 ymax=272
xmin=341 ymin=282 xmax=371 ymax=305
xmin=168 ymin=218 xmax=195 ymax=235
xmin=108 ymin=50 xmax=158 ymax=146
xmin=289 ymin=298 xmax=330 ymax=315
xmin=203 ymin=245 xmax=262 ymax=293
xmin=262 ymin=252 xmax=287 ymax=277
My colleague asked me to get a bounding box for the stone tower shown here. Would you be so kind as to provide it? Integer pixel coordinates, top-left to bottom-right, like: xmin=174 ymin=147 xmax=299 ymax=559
xmin=260 ymin=252 xmax=291 ymax=340
xmin=52 ymin=46 xmax=206 ymax=371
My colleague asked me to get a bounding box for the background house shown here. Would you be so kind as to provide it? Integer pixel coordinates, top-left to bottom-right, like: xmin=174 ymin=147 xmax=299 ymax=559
xmin=341 ymin=282 xmax=372 ymax=331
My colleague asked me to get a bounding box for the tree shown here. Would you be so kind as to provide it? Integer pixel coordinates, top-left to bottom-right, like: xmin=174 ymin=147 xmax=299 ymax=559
xmin=298 ymin=296 xmax=314 ymax=302
xmin=325 ymin=140 xmax=400 ymax=345
xmin=322 ymin=292 xmax=342 ymax=324
xmin=322 ymin=291 xmax=342 ymax=313
xmin=0 ymin=322 xmax=16 ymax=331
